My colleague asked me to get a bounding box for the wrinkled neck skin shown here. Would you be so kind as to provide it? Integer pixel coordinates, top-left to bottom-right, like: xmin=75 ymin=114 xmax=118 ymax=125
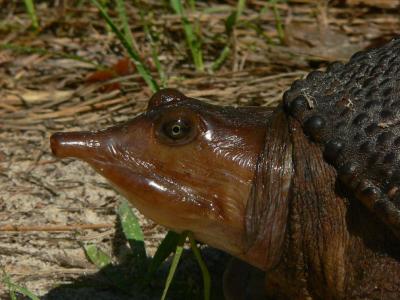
xmin=243 ymin=108 xmax=293 ymax=270
xmin=264 ymin=109 xmax=400 ymax=299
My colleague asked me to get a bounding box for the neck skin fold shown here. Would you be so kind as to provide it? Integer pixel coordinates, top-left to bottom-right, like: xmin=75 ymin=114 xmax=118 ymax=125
xmin=263 ymin=116 xmax=400 ymax=299
xmin=242 ymin=108 xmax=294 ymax=271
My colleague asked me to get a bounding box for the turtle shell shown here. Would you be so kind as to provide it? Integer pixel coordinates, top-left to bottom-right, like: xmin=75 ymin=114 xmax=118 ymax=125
xmin=283 ymin=38 xmax=400 ymax=239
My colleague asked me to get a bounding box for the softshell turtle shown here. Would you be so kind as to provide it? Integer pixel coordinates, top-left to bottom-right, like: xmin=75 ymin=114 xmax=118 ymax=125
xmin=50 ymin=39 xmax=400 ymax=299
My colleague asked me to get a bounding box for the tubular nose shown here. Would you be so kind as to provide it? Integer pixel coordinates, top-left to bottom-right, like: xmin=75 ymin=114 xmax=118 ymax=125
xmin=50 ymin=131 xmax=97 ymax=159
xmin=50 ymin=132 xmax=68 ymax=158
xmin=50 ymin=132 xmax=65 ymax=157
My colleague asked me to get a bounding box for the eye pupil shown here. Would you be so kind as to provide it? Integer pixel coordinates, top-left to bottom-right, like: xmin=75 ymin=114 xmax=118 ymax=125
xmin=158 ymin=117 xmax=196 ymax=144
xmin=172 ymin=125 xmax=181 ymax=134
xmin=162 ymin=119 xmax=191 ymax=140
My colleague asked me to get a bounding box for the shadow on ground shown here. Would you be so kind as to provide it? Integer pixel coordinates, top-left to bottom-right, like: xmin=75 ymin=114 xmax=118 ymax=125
xmin=41 ymin=247 xmax=229 ymax=300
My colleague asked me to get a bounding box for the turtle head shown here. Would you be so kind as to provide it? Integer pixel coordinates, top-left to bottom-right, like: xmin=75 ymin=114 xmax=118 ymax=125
xmin=50 ymin=89 xmax=272 ymax=264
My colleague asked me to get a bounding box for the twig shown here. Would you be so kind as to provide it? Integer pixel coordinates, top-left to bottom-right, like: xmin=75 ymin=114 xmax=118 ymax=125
xmin=0 ymin=223 xmax=114 ymax=232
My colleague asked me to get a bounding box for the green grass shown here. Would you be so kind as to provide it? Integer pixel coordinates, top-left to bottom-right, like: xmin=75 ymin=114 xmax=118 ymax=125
xmin=91 ymin=0 xmax=159 ymax=92
xmin=117 ymin=199 xmax=147 ymax=273
xmin=83 ymin=199 xmax=149 ymax=294
xmin=189 ymin=232 xmax=211 ymax=300
xmin=160 ymin=232 xmax=187 ymax=300
xmin=115 ymin=0 xmax=135 ymax=49
xmin=1 ymin=268 xmax=40 ymax=300
xmin=136 ymin=2 xmax=167 ymax=88
xmin=212 ymin=0 xmax=246 ymax=71
xmin=84 ymin=244 xmax=113 ymax=268
xmin=83 ymin=200 xmax=211 ymax=299
xmin=23 ymin=0 xmax=39 ymax=30
xmin=269 ymin=0 xmax=285 ymax=44
xmin=145 ymin=231 xmax=180 ymax=283
xmin=170 ymin=0 xmax=204 ymax=72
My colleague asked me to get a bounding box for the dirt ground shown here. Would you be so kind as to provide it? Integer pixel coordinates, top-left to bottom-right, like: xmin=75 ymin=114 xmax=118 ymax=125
xmin=0 ymin=0 xmax=399 ymax=299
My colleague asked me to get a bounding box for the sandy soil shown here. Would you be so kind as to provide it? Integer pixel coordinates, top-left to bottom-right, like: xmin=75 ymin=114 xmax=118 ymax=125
xmin=0 ymin=1 xmax=399 ymax=299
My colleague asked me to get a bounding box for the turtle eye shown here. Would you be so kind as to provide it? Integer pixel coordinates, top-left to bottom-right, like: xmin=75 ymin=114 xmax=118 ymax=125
xmin=155 ymin=111 xmax=198 ymax=145
xmin=162 ymin=119 xmax=191 ymax=140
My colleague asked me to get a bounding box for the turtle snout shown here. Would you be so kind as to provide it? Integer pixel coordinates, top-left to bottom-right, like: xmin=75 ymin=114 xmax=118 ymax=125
xmin=50 ymin=132 xmax=67 ymax=157
xmin=50 ymin=132 xmax=70 ymax=158
xmin=50 ymin=131 xmax=100 ymax=160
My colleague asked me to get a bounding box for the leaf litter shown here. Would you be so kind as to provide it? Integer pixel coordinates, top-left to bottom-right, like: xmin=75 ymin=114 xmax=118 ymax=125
xmin=0 ymin=0 xmax=399 ymax=298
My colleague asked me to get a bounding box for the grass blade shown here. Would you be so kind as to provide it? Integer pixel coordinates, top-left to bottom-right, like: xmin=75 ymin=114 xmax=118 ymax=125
xmin=23 ymin=0 xmax=39 ymax=30
xmin=137 ymin=7 xmax=167 ymax=87
xmin=145 ymin=231 xmax=180 ymax=282
xmin=212 ymin=0 xmax=246 ymax=71
xmin=237 ymin=0 xmax=246 ymax=18
xmin=211 ymin=39 xmax=231 ymax=71
xmin=91 ymin=0 xmax=159 ymax=92
xmin=170 ymin=0 xmax=204 ymax=72
xmin=1 ymin=268 xmax=40 ymax=300
xmin=188 ymin=232 xmax=210 ymax=300
xmin=270 ymin=0 xmax=285 ymax=43
xmin=117 ymin=199 xmax=147 ymax=272
xmin=115 ymin=0 xmax=136 ymax=49
xmin=160 ymin=231 xmax=187 ymax=300
xmin=6 ymin=283 xmax=40 ymax=300
xmin=84 ymin=244 xmax=112 ymax=268
xmin=9 ymin=289 xmax=17 ymax=300
xmin=83 ymin=243 xmax=132 ymax=293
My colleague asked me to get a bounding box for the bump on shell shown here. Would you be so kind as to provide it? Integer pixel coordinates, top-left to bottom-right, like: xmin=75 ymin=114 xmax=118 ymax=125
xmin=306 ymin=70 xmax=325 ymax=81
xmin=359 ymin=141 xmax=373 ymax=153
xmin=287 ymin=95 xmax=308 ymax=115
xmin=376 ymin=132 xmax=394 ymax=148
xmin=327 ymin=62 xmax=345 ymax=74
xmin=324 ymin=140 xmax=344 ymax=163
xmin=282 ymin=38 xmax=400 ymax=237
xmin=338 ymin=162 xmax=360 ymax=189
xmin=352 ymin=113 xmax=369 ymax=126
xmin=383 ymin=152 xmax=396 ymax=164
xmin=373 ymin=199 xmax=400 ymax=227
xmin=356 ymin=180 xmax=380 ymax=208
xmin=303 ymin=115 xmax=325 ymax=141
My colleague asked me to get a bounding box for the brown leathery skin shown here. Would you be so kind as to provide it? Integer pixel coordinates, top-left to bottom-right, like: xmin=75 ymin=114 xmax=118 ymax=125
xmin=263 ymin=115 xmax=349 ymax=299
xmin=344 ymin=196 xmax=400 ymax=299
xmin=284 ymin=38 xmax=400 ymax=239
xmin=262 ymin=115 xmax=400 ymax=299
xmin=245 ymin=108 xmax=293 ymax=270
xmin=50 ymin=90 xmax=279 ymax=269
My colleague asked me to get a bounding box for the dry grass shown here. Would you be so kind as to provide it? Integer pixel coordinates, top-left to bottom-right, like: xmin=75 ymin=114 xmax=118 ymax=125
xmin=0 ymin=0 xmax=399 ymax=299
